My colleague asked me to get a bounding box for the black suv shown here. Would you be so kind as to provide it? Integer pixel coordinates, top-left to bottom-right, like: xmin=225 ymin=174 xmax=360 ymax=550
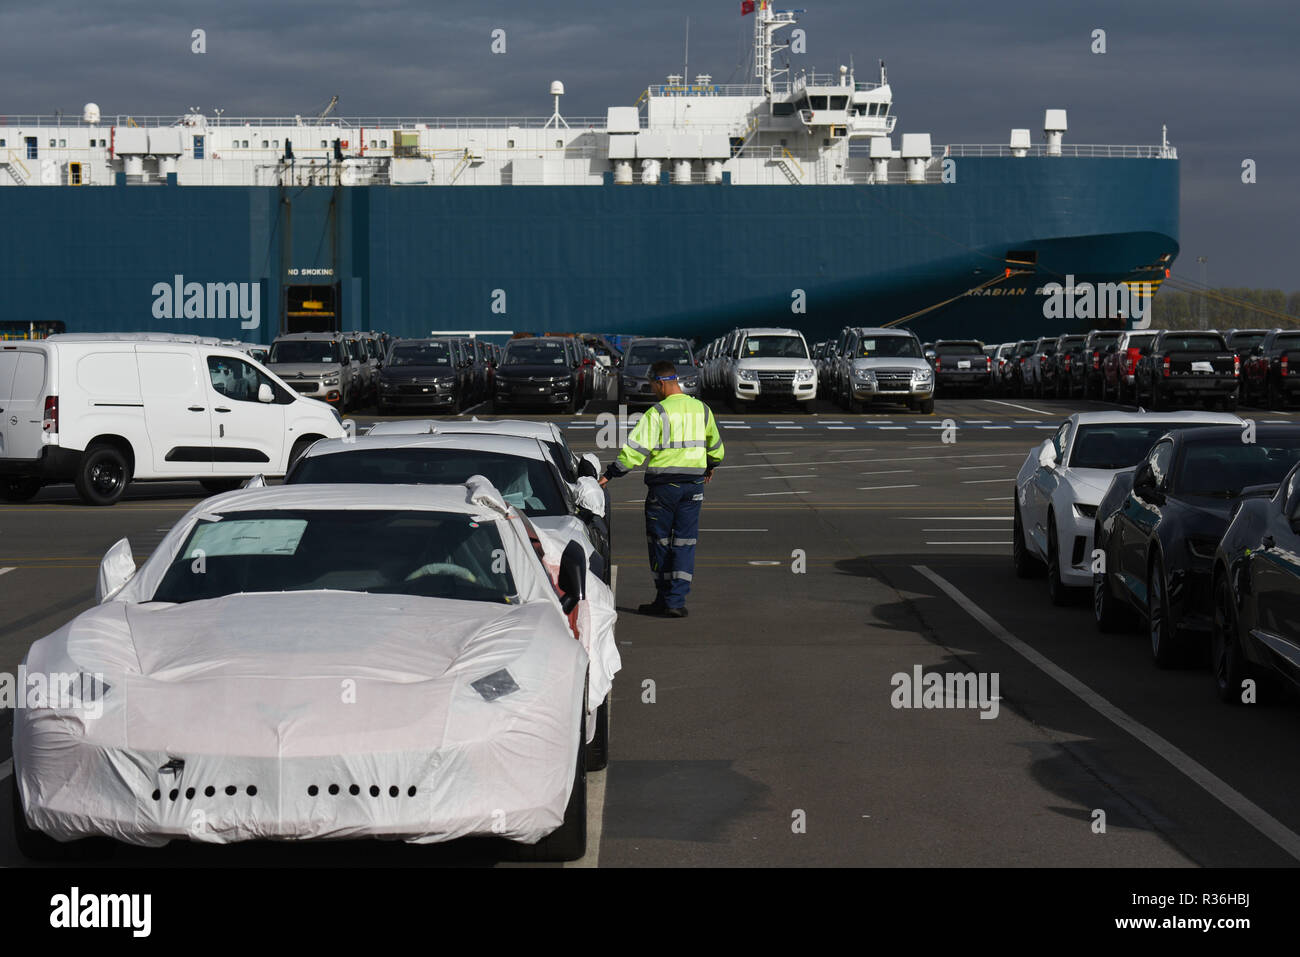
xmin=493 ymin=337 xmax=581 ymax=413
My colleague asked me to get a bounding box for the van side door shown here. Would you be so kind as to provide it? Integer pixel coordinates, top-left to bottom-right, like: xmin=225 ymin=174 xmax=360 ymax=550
xmin=137 ymin=347 xmax=213 ymax=475
xmin=204 ymin=353 xmax=287 ymax=475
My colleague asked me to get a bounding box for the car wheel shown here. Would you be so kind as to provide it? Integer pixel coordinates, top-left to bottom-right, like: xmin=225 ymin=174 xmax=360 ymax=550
xmin=1046 ymin=519 xmax=1068 ymax=606
xmin=74 ymin=444 xmax=130 ymax=506
xmin=1092 ymin=525 xmax=1127 ymax=632
xmin=200 ymin=478 xmax=243 ymax=495
xmin=585 ymin=693 xmax=610 ymax=772
xmin=846 ymin=391 xmax=861 ymax=414
xmin=1212 ymin=573 xmax=1251 ymax=704
xmin=10 ymin=774 xmax=92 ymax=861
xmin=919 ymin=398 xmax=935 ymax=414
xmin=1148 ymin=553 xmax=1181 ymax=668
xmin=1013 ymin=498 xmax=1043 ymax=578
xmin=0 ymin=477 xmax=43 ymax=503
xmin=514 ymin=699 xmax=587 ymax=862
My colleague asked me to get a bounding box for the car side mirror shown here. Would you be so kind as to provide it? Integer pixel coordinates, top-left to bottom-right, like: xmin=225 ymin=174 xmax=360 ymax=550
xmin=258 ymin=383 xmax=274 ymax=403
xmin=96 ymin=537 xmax=136 ymax=602
xmin=1038 ymin=440 xmax=1058 ymax=470
xmin=558 ymin=540 xmax=587 ymax=614
xmin=577 ymin=453 xmax=601 ymax=480
xmin=1133 ymin=462 xmax=1163 ymax=502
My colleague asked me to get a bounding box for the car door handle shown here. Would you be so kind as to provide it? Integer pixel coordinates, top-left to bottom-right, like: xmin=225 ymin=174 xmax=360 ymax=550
xmin=187 ymin=406 xmax=205 ymax=412
xmin=214 ymin=407 xmax=232 ymax=413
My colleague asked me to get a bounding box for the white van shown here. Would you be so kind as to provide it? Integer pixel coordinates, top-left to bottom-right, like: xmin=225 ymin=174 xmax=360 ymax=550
xmin=0 ymin=333 xmax=346 ymax=505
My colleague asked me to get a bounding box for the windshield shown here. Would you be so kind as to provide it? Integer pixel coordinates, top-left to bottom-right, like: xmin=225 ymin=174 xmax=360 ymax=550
xmin=937 ymin=342 xmax=983 ymax=355
xmin=269 ymin=340 xmax=338 ymax=364
xmin=1015 ymin=342 xmax=1036 ymax=357
xmin=1060 ymin=337 xmax=1086 ymax=350
xmin=389 ymin=343 xmax=452 ymax=367
xmin=1163 ymin=334 xmax=1226 ymax=352
xmin=1277 ymin=335 xmax=1300 ymax=351
xmin=505 ymin=341 xmax=568 ymax=366
xmin=858 ymin=337 xmax=921 ymax=358
xmin=626 ymin=342 xmax=693 ymax=366
xmin=346 ymin=339 xmax=364 ymax=360
xmin=1175 ymin=439 xmax=1300 ymax=497
xmin=1070 ymin=423 xmax=1219 ymax=470
xmin=742 ymin=336 xmax=808 ymax=359
xmin=152 ymin=509 xmax=516 ymax=604
xmin=289 ymin=448 xmax=567 ymax=517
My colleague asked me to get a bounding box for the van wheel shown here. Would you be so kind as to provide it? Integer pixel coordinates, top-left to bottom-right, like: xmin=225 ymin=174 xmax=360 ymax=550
xmin=0 ymin=477 xmax=43 ymax=503
xmin=287 ymin=437 xmax=315 ymax=471
xmin=74 ymin=444 xmax=130 ymax=506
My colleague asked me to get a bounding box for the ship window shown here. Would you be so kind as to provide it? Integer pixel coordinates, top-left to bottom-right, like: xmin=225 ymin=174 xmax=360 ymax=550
xmin=0 ymin=139 xmax=5 ymax=147
xmin=49 ymin=139 xmax=55 ymax=148
xmin=771 ymin=102 xmax=794 ymax=116
xmin=830 ymin=96 xmax=848 ymax=110
xmin=369 ymin=140 xmax=377 ymax=148
xmin=193 ymin=135 xmax=204 ymax=159
xmin=320 ymin=140 xmax=327 ymax=148
xmin=69 ymin=162 xmax=82 ymax=185
xmin=809 ymin=96 xmax=827 ymax=110
xmin=59 ymin=138 xmax=66 ymax=147
xmin=243 ymin=139 xmax=249 ymax=148
xmin=262 ymin=140 xmax=269 ymax=148
xmin=507 ymin=139 xmax=515 ymax=148
xmin=25 ymin=137 xmax=37 ymax=159
xmin=779 ymin=139 xmax=788 ymax=147
xmin=880 ymin=104 xmax=889 ymax=116
xmin=380 ymin=139 xmax=387 ymax=148
xmin=273 ymin=139 xmax=279 ymax=148
xmin=555 ymin=139 xmax=563 ymax=149
xmin=868 ymin=103 xmax=879 ymax=115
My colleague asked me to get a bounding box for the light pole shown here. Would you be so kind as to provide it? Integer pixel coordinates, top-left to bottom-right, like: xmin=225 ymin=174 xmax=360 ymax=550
xmin=1196 ymin=256 xmax=1208 ymax=329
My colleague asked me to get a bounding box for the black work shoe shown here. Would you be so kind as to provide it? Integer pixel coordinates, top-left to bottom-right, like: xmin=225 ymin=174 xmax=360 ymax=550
xmin=661 ymin=606 xmax=689 ymax=618
xmin=638 ymin=601 xmax=667 ymax=616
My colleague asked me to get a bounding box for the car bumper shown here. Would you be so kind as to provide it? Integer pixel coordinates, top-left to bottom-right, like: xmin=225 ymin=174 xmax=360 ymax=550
xmin=1153 ymin=379 xmax=1238 ymax=397
xmin=283 ymin=381 xmax=344 ymax=403
xmin=1059 ymin=509 xmax=1098 ymax=587
xmin=378 ymin=390 xmax=458 ymax=408
xmin=0 ymin=446 xmax=83 ymax=481
xmin=733 ymin=380 xmax=816 ymax=401
xmin=850 ymin=382 xmax=933 ymax=400
xmin=14 ymin=733 xmax=576 ymax=848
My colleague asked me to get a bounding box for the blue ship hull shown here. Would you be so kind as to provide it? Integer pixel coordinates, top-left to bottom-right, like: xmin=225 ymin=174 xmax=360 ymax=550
xmin=0 ymin=155 xmax=1177 ymax=344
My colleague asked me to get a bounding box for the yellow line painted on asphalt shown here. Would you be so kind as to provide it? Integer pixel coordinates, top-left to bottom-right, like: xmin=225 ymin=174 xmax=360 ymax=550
xmin=915 ymin=564 xmax=1300 ymax=863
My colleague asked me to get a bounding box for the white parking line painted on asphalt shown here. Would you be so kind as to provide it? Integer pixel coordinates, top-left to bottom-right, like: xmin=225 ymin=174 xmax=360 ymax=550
xmin=985 ymin=496 xmax=1014 ymax=501
xmin=1034 ymin=425 xmax=1057 ymax=430
xmin=762 ymin=473 xmax=817 ymax=480
xmin=898 ymin=517 xmax=1013 ymax=520
xmin=0 ymin=567 xmax=14 ymax=578
xmin=925 ymin=541 xmax=1010 ymax=545
xmin=965 ymin=420 xmax=992 ymax=424
xmin=915 ymin=564 xmax=1300 ymax=864
xmin=982 ymin=425 xmax=1012 ymax=430
xmin=987 ymin=399 xmax=1053 ymax=415
xmin=858 ymin=484 xmax=920 ymax=491
xmin=962 ymin=478 xmax=1014 ymax=484
xmin=958 ymin=465 xmax=1005 ymax=470
xmin=820 ymin=420 xmax=844 ymax=424
xmin=826 ymin=426 xmax=856 ymax=430
xmin=745 ymin=451 xmax=792 ymax=455
xmin=566 ymin=423 xmax=596 ymax=429
xmin=774 ymin=426 xmax=803 ymax=430
xmin=727 ymin=425 xmax=752 ymax=430
xmin=880 ymin=426 xmax=908 ymax=430
xmin=745 ymin=490 xmax=810 ymax=496
xmin=859 ymin=469 xmax=913 ymax=476
xmin=718 ymin=451 xmax=1020 ymax=471
xmin=1014 ymin=420 xmax=1042 ymax=424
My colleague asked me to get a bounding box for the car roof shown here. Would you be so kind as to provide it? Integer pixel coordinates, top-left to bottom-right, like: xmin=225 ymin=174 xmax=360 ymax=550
xmin=273 ymin=332 xmax=340 ymax=341
xmin=196 ymin=480 xmax=513 ymax=519
xmin=852 ymin=327 xmax=916 ymax=337
xmin=301 ymin=431 xmax=549 ymax=462
xmin=1166 ymin=424 xmax=1300 ymax=444
xmin=1068 ymin=410 xmax=1242 ymax=427
xmin=738 ymin=327 xmax=804 ymax=337
xmin=366 ymin=417 xmax=561 ymax=443
xmin=626 ymin=337 xmax=691 ymax=346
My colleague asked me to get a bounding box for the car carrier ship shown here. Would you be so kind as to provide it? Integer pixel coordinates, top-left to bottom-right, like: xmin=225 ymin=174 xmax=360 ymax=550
xmin=0 ymin=3 xmax=1178 ymax=344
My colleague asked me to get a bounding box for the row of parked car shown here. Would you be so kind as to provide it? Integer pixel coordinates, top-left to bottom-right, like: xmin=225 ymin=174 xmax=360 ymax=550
xmin=697 ymin=327 xmax=819 ymax=411
xmin=12 ymin=415 xmax=620 ymax=860
xmin=915 ymin=327 xmax=1300 ymax=411
xmin=1013 ymin=409 xmax=1300 ymax=703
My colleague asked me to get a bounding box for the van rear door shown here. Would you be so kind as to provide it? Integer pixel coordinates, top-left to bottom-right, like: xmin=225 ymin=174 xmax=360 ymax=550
xmin=137 ymin=347 xmax=213 ymax=475
xmin=0 ymin=345 xmax=48 ymax=461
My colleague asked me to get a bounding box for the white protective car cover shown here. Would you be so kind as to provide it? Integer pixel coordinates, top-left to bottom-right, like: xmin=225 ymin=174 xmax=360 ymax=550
xmin=528 ymin=514 xmax=621 ymax=716
xmin=13 ymin=483 xmax=587 ymax=847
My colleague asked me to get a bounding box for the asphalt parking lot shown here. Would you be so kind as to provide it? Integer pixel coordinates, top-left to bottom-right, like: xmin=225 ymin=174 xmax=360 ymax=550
xmin=4 ymin=391 xmax=1300 ymax=866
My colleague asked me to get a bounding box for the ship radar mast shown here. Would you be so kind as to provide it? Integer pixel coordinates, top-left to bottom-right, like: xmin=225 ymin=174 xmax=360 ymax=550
xmin=754 ymin=2 xmax=799 ymax=95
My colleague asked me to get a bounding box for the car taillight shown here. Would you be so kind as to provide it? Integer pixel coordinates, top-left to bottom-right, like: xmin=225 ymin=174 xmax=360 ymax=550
xmin=1233 ymin=354 xmax=1240 ymax=377
xmin=935 ymin=358 xmax=941 ymax=370
xmin=42 ymin=395 xmax=58 ymax=433
xmin=986 ymin=356 xmax=992 ymax=371
xmin=1092 ymin=350 xmax=1100 ymax=369
xmin=1126 ymin=347 xmax=1141 ymax=374
xmin=1064 ymin=355 xmax=1071 ymax=369
xmin=1284 ymin=355 xmax=1290 ymax=377
xmin=1162 ymin=356 xmax=1171 ymax=378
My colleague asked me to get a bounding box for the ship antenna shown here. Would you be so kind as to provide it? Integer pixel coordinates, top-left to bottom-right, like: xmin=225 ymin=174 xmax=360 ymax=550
xmin=754 ymin=2 xmax=798 ymax=95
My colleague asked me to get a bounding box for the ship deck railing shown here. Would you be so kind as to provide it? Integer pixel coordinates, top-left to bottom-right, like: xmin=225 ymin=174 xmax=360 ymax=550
xmin=0 ymin=115 xmax=618 ymax=130
xmin=932 ymin=143 xmax=1177 ymax=159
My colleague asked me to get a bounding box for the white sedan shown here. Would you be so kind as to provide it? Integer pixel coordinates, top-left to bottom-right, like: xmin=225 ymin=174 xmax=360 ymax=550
xmin=12 ymin=481 xmax=594 ymax=859
xmin=1014 ymin=410 xmax=1240 ymax=604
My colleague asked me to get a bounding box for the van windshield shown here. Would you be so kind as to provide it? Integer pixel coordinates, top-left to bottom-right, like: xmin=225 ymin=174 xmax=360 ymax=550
xmin=270 ymin=341 xmax=338 ymax=364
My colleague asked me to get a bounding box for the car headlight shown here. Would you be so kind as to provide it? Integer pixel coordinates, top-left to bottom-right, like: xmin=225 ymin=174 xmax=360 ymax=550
xmin=913 ymin=368 xmax=932 ymax=381
xmin=795 ymin=369 xmax=815 ymax=382
xmin=322 ymin=376 xmax=340 ymax=386
xmin=378 ymin=379 xmax=393 ymax=389
xmin=738 ymin=370 xmax=758 ymax=382
xmin=853 ymin=368 xmax=876 ymax=382
xmin=682 ymin=377 xmax=700 ymax=388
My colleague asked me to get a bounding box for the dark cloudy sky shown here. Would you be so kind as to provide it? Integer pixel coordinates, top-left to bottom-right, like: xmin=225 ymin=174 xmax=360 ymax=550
xmin=2 ymin=0 xmax=1294 ymax=288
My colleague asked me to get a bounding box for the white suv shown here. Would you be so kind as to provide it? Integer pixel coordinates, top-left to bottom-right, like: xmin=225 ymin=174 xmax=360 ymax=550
xmin=728 ymin=327 xmax=817 ymax=412
xmin=0 ymin=333 xmax=345 ymax=505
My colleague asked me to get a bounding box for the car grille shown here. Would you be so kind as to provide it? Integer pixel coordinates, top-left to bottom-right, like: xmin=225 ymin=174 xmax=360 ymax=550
xmin=756 ymin=372 xmax=796 ymax=394
xmin=288 ymin=381 xmax=319 ymax=394
xmin=875 ymin=369 xmax=913 ymax=389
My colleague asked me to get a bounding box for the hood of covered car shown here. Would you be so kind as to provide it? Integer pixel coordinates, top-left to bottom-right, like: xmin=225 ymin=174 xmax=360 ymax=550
xmin=25 ymin=591 xmax=575 ymax=755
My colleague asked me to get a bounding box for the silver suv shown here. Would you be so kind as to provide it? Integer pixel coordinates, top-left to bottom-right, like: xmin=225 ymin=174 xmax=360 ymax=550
xmin=267 ymin=332 xmax=356 ymax=410
xmin=838 ymin=327 xmax=934 ymax=414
